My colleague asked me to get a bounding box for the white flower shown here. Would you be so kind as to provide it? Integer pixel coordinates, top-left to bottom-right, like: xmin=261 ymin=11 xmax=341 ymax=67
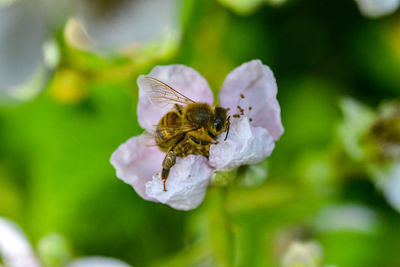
xmin=339 ymin=98 xmax=400 ymax=213
xmin=67 ymin=257 xmax=131 ymax=267
xmin=354 ymin=0 xmax=400 ymax=18
xmin=0 ymin=1 xmax=62 ymax=102
xmin=0 ymin=0 xmax=179 ymax=101
xmin=0 ymin=217 xmax=131 ymax=267
xmin=71 ymin=0 xmax=179 ymax=52
xmin=0 ymin=217 xmax=41 ymax=267
xmin=111 ymin=60 xmax=284 ymax=210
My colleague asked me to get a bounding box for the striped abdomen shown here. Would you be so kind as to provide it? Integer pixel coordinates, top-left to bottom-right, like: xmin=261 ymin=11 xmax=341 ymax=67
xmin=155 ymin=110 xmax=183 ymax=152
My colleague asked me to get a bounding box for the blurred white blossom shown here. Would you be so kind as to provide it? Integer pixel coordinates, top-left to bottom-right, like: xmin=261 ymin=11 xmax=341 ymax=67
xmin=0 ymin=1 xmax=63 ymax=102
xmin=354 ymin=0 xmax=400 ymax=18
xmin=0 ymin=0 xmax=180 ymax=102
xmin=0 ymin=218 xmax=41 ymax=267
xmin=338 ymin=97 xmax=400 ymax=213
xmin=69 ymin=0 xmax=179 ymax=52
xmin=0 ymin=217 xmax=131 ymax=267
xmin=315 ymin=204 xmax=378 ymax=234
xmin=67 ymin=257 xmax=131 ymax=267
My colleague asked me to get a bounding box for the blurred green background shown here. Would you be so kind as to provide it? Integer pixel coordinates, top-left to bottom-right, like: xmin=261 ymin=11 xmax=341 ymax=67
xmin=1 ymin=0 xmax=400 ymax=266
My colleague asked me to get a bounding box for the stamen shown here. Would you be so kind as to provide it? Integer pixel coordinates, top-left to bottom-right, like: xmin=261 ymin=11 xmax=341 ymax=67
xmin=246 ymin=105 xmax=254 ymax=122
xmin=233 ymin=114 xmax=240 ymax=118
xmin=234 ymin=94 xmax=245 ymax=118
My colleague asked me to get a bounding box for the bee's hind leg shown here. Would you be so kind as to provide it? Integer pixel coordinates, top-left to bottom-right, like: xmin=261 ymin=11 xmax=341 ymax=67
xmin=161 ymin=151 xmax=176 ymax=192
xmin=161 ymin=135 xmax=186 ymax=191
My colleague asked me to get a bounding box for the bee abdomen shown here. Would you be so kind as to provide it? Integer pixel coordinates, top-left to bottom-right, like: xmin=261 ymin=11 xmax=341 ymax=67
xmin=155 ymin=111 xmax=182 ymax=151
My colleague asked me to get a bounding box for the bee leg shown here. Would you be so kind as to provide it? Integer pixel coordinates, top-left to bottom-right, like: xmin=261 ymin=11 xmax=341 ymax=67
xmin=160 ymin=135 xmax=185 ymax=191
xmin=161 ymin=169 xmax=169 ymax=192
xmin=162 ymin=151 xmax=176 ymax=192
xmin=189 ymin=135 xmax=218 ymax=146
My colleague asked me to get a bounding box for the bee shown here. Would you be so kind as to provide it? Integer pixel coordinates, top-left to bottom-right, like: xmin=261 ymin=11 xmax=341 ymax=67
xmin=141 ymin=77 xmax=231 ymax=191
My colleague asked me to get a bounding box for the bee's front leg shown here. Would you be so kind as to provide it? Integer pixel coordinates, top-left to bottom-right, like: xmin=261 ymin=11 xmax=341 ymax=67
xmin=189 ymin=135 xmax=218 ymax=145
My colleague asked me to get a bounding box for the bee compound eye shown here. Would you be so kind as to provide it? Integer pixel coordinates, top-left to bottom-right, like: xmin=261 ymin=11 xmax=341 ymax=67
xmin=214 ymin=120 xmax=223 ymax=132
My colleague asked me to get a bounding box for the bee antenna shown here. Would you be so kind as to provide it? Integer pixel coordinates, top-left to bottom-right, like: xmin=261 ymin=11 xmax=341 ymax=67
xmin=224 ymin=116 xmax=231 ymax=141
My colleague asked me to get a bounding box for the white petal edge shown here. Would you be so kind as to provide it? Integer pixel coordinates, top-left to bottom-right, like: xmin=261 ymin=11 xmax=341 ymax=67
xmin=219 ymin=60 xmax=283 ymax=141
xmin=110 ymin=134 xmax=164 ymax=202
xmin=354 ymin=0 xmax=400 ymax=18
xmin=67 ymin=256 xmax=131 ymax=267
xmin=209 ymin=117 xmax=275 ymax=171
xmin=145 ymin=155 xmax=213 ymax=211
xmin=137 ymin=64 xmax=214 ymax=133
xmin=0 ymin=217 xmax=41 ymax=267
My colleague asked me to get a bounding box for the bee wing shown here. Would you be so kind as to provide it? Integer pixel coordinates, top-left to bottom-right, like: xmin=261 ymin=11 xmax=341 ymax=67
xmin=140 ymin=76 xmax=197 ymax=106
xmin=145 ymin=124 xmax=200 ymax=148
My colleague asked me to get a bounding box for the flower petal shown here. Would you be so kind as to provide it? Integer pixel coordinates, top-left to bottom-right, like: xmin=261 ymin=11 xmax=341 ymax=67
xmin=0 ymin=217 xmax=41 ymax=267
xmin=382 ymin=163 xmax=400 ymax=212
xmin=77 ymin=0 xmax=179 ymax=51
xmin=354 ymin=0 xmax=399 ymax=18
xmin=137 ymin=65 xmax=214 ymax=133
xmin=0 ymin=2 xmax=48 ymax=100
xmin=219 ymin=60 xmax=283 ymax=141
xmin=67 ymin=257 xmax=131 ymax=267
xmin=110 ymin=134 xmax=164 ymax=201
xmin=209 ymin=117 xmax=275 ymax=170
xmin=145 ymin=155 xmax=213 ymax=210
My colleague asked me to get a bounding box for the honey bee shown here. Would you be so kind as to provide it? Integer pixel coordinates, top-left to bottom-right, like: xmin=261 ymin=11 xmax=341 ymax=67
xmin=141 ymin=77 xmax=231 ymax=191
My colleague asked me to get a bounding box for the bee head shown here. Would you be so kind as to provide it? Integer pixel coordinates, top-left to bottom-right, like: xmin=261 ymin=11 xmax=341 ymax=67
xmin=213 ymin=107 xmax=228 ymax=134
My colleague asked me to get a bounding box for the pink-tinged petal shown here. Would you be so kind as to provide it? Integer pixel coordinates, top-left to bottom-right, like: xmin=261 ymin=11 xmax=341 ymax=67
xmin=209 ymin=117 xmax=275 ymax=170
xmin=219 ymin=60 xmax=283 ymax=141
xmin=145 ymin=155 xmax=213 ymax=210
xmin=137 ymin=65 xmax=214 ymax=133
xmin=110 ymin=134 xmax=164 ymax=201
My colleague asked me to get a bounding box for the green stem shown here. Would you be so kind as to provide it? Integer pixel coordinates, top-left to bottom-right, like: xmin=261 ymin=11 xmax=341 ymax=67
xmin=207 ymin=187 xmax=234 ymax=267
